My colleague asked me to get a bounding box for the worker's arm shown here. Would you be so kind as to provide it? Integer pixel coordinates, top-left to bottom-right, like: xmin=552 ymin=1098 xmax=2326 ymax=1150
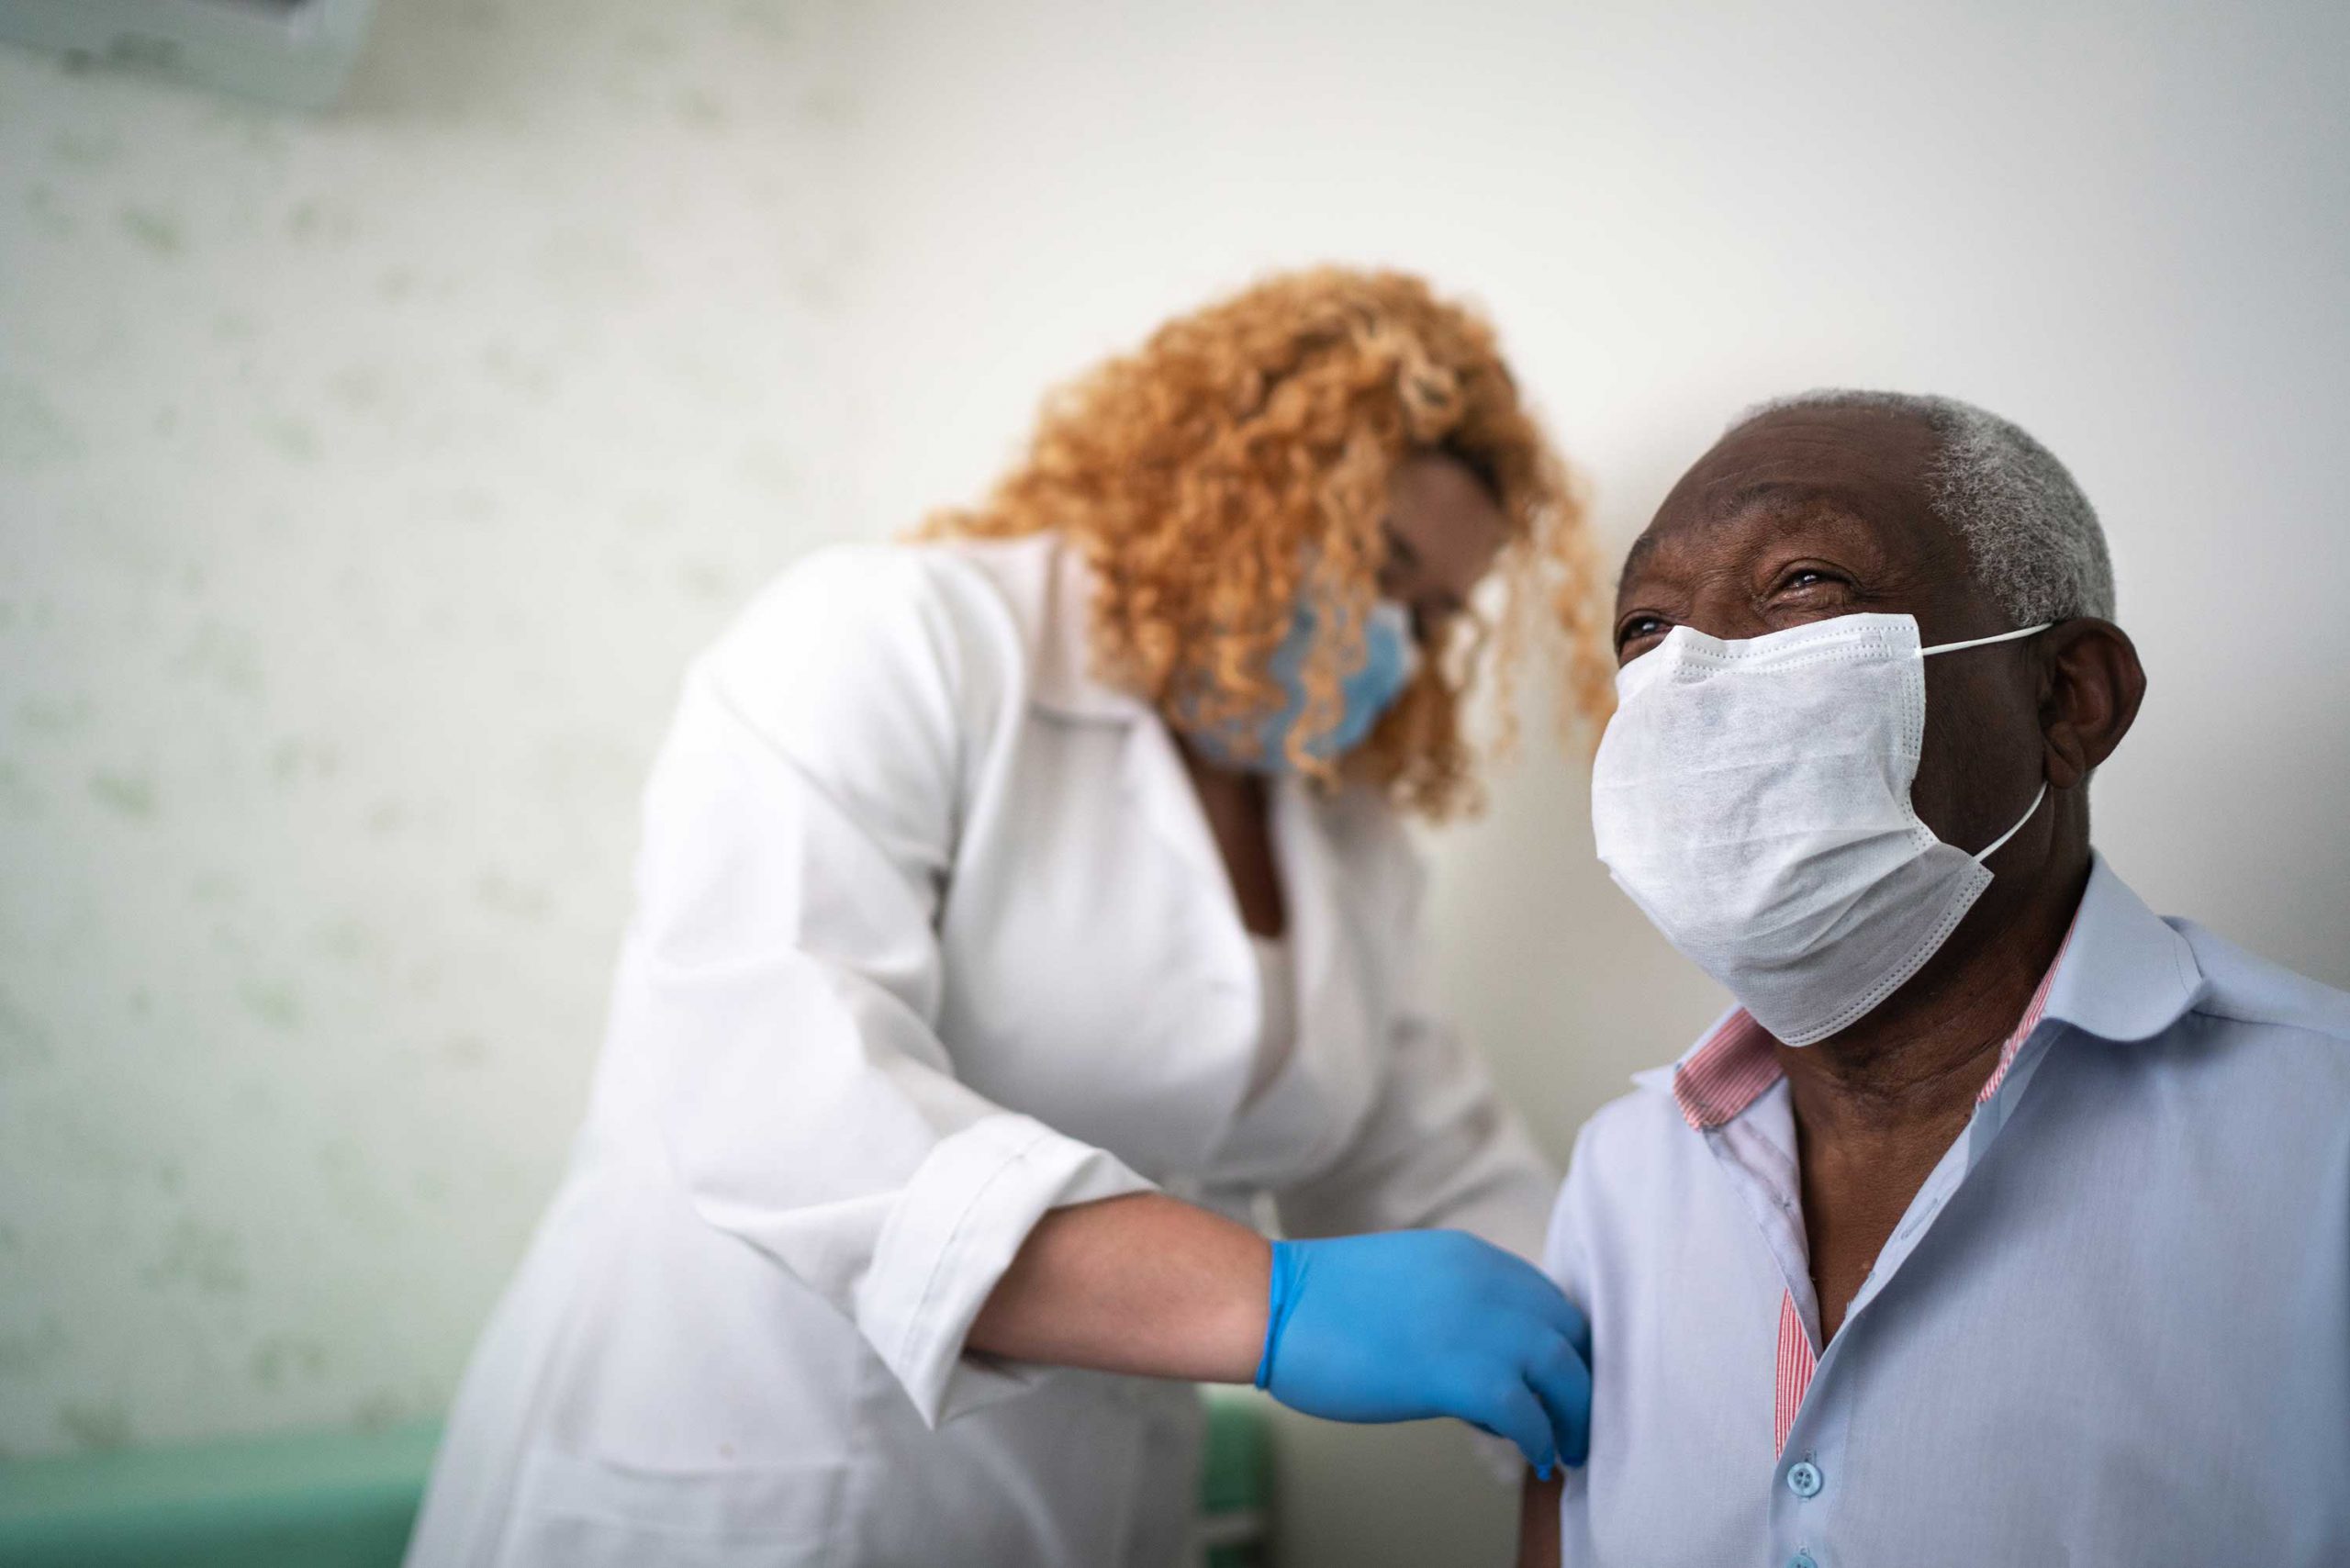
xmin=968 ymin=1192 xmax=1270 ymax=1382
xmin=973 ymin=1192 xmax=1592 ymax=1473
xmin=1517 ymin=1471 xmax=1562 ymax=1568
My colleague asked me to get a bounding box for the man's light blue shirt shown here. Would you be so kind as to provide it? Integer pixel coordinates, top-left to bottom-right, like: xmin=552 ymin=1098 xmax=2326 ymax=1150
xmin=1544 ymin=856 xmax=2350 ymax=1566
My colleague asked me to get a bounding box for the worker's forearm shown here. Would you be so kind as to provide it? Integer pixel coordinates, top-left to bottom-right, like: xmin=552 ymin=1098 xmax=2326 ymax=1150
xmin=967 ymin=1193 xmax=1271 ymax=1383
xmin=1517 ymin=1472 xmax=1562 ymax=1568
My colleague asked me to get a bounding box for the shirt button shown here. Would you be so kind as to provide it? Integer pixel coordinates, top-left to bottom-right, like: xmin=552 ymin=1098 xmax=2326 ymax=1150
xmin=1789 ymin=1554 xmax=1818 ymax=1568
xmin=1786 ymin=1460 xmax=1823 ymax=1498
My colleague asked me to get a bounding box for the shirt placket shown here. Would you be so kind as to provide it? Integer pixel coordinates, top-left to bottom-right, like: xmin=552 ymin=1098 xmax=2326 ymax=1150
xmin=1700 ymin=1087 xmax=1855 ymax=1567
xmin=1739 ymin=1025 xmax=2069 ymax=1568
xmin=1775 ymin=1128 xmax=1989 ymax=1568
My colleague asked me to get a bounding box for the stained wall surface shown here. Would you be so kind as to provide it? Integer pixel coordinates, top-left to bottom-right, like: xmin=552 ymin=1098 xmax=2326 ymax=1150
xmin=0 ymin=0 xmax=856 ymax=1457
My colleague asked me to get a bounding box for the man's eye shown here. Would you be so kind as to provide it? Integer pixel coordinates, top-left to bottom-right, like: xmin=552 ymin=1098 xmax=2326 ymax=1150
xmin=1616 ymin=615 xmax=1670 ymax=652
xmin=1777 ymin=566 xmax=1845 ymax=594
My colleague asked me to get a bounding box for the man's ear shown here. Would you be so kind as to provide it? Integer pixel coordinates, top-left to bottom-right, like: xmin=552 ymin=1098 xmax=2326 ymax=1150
xmin=2040 ymin=619 xmax=2146 ymax=790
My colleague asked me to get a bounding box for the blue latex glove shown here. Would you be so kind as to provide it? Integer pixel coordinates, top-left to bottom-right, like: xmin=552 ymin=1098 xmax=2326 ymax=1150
xmin=1254 ymin=1230 xmax=1592 ymax=1476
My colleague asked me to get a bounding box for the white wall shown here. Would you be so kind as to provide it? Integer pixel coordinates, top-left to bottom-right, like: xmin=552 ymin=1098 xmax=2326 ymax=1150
xmin=4 ymin=2 xmax=2344 ymax=1563
xmin=836 ymin=4 xmax=2349 ymax=1561
xmin=0 ymin=0 xmax=857 ymax=1456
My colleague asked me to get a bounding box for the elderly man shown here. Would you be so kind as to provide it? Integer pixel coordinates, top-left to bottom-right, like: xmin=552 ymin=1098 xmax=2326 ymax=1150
xmin=1522 ymin=391 xmax=2350 ymax=1567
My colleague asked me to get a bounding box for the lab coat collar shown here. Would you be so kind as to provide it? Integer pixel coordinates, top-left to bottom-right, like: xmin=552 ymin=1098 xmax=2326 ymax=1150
xmin=934 ymin=530 xmax=1149 ymax=722
xmin=1024 ymin=536 xmax=1154 ymax=723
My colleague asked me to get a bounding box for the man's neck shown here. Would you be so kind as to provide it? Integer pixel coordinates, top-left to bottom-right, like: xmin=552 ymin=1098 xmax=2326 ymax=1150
xmin=1778 ymin=850 xmax=2090 ymax=1133
xmin=1776 ymin=848 xmax=2090 ymax=1340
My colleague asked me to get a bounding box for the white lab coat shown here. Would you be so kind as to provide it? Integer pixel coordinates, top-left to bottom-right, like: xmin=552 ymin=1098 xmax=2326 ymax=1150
xmin=405 ymin=532 xmax=1555 ymax=1568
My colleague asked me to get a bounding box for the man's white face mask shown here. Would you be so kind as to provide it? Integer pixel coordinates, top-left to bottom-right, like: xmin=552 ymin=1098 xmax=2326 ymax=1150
xmin=1591 ymin=612 xmax=2049 ymax=1047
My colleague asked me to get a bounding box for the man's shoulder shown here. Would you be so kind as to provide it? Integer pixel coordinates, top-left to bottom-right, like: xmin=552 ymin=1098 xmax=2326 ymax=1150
xmin=1542 ymin=1078 xmax=1723 ymax=1290
xmin=2071 ymin=860 xmax=2348 ymax=1096
xmin=2086 ymin=919 xmax=2350 ymax=1135
xmin=2173 ymin=917 xmax=2350 ymax=1047
xmin=1572 ymin=1080 xmax=1690 ymax=1164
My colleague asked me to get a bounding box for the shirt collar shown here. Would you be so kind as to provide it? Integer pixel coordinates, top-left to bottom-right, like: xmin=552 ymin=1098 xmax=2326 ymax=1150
xmin=1659 ymin=1009 xmax=1779 ymax=1130
xmin=2035 ymin=852 xmax=2207 ymax=1042
xmin=1642 ymin=852 xmax=2201 ymax=1132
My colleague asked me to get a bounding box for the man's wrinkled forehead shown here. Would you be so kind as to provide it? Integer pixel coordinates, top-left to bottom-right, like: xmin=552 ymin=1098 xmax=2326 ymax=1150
xmin=1621 ymin=407 xmax=1954 ymax=591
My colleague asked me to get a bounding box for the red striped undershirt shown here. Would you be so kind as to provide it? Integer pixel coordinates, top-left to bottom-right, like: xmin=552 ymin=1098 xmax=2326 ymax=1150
xmin=1673 ymin=926 xmax=2075 ymax=1458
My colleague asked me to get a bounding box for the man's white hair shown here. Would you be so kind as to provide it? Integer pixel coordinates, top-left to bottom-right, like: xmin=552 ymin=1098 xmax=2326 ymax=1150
xmin=1739 ymin=389 xmax=2117 ymax=624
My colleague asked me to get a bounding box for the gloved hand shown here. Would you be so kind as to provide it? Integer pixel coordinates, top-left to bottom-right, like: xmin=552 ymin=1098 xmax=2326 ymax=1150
xmin=1254 ymin=1229 xmax=1592 ymax=1476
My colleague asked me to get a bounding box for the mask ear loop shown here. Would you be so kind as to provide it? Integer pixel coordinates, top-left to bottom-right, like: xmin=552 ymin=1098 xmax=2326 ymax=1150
xmin=1920 ymin=621 xmax=2053 ymax=656
xmin=1973 ymin=781 xmax=2048 ymax=864
xmin=1918 ymin=621 xmax=2055 ymax=864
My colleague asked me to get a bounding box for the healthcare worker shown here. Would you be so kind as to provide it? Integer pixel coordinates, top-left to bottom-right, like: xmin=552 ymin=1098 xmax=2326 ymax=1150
xmin=406 ymin=267 xmax=1614 ymax=1568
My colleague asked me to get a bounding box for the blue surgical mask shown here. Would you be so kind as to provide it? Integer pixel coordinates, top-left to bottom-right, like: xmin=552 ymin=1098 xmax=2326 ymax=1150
xmin=1184 ymin=599 xmax=1421 ymax=773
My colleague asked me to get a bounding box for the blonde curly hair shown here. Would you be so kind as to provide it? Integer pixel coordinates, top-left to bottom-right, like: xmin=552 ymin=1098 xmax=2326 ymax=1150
xmin=926 ymin=266 xmax=1610 ymax=819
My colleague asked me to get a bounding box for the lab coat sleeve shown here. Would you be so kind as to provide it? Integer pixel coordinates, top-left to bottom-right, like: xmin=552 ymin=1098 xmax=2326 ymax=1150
xmin=613 ymin=545 xmax=1154 ymax=1428
xmin=1272 ymin=861 xmax=1558 ymax=1263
